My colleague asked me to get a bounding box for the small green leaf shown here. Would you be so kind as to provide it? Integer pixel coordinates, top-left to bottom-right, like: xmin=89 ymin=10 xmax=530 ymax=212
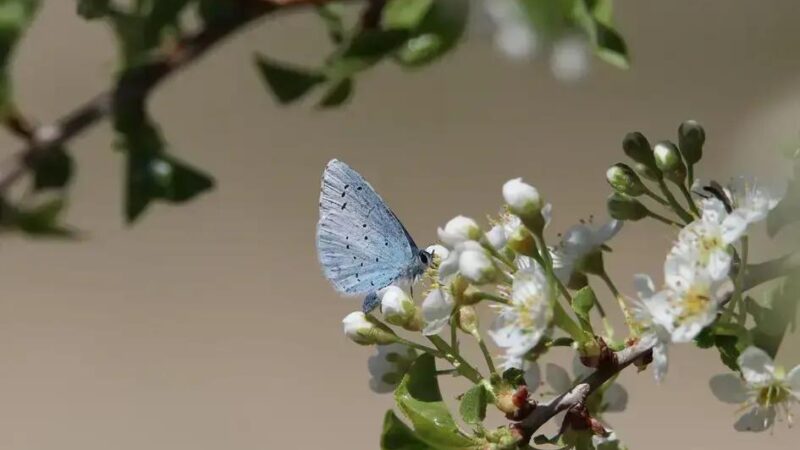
xmin=459 ymin=383 xmax=487 ymax=425
xmin=12 ymin=195 xmax=76 ymax=238
xmin=572 ymin=0 xmax=629 ymax=70
xmin=395 ymin=0 xmax=468 ymax=67
xmin=318 ymin=78 xmax=353 ymax=108
xmin=383 ymin=0 xmax=434 ymax=30
xmin=501 ymin=367 xmax=525 ymax=386
xmin=395 ymin=354 xmax=480 ymax=449
xmin=32 ymin=146 xmax=74 ymax=191
xmin=381 ymin=410 xmax=433 ymax=450
xmin=254 ymin=55 xmax=325 ymax=104
xmin=572 ymin=286 xmax=596 ymax=334
xmin=0 ymin=0 xmax=40 ymax=117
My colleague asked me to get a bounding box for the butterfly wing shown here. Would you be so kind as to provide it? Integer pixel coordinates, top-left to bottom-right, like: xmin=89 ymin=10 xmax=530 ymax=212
xmin=316 ymin=159 xmax=417 ymax=295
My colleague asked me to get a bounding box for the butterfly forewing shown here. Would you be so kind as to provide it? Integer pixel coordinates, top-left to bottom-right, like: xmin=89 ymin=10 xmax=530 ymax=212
xmin=316 ymin=159 xmax=416 ymax=295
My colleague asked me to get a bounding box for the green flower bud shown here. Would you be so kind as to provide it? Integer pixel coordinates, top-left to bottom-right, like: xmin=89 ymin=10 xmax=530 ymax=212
xmin=632 ymin=162 xmax=662 ymax=182
xmin=607 ymin=193 xmax=649 ymax=221
xmin=653 ymin=140 xmax=687 ymax=183
xmin=342 ymin=312 xmax=397 ymax=345
xmin=678 ymin=120 xmax=705 ymax=165
xmin=507 ymin=226 xmax=537 ymax=257
xmin=623 ymin=132 xmax=657 ymax=164
xmin=606 ymin=163 xmax=646 ymax=196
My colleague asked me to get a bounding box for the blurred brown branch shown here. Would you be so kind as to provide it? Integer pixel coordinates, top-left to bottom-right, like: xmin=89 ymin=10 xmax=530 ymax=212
xmin=0 ymin=0 xmax=348 ymax=193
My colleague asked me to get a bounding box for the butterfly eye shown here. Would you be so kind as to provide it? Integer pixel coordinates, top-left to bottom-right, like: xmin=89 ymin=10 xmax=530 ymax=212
xmin=418 ymin=251 xmax=429 ymax=265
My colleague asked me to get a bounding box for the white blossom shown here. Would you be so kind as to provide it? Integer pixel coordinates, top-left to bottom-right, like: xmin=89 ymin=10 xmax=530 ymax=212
xmin=342 ymin=312 xmax=377 ymax=345
xmin=489 ymin=261 xmax=551 ymax=365
xmin=422 ymin=286 xmax=454 ymax=336
xmin=709 ymin=346 xmax=800 ymax=432
xmin=668 ymin=198 xmax=745 ymax=280
xmin=458 ymin=241 xmax=497 ymax=283
xmin=657 ymin=255 xmax=732 ymax=342
xmin=726 ymin=176 xmax=782 ymax=226
xmin=437 ymin=215 xmax=481 ymax=248
xmin=367 ymin=343 xmax=417 ymax=393
xmin=631 ymin=274 xmax=672 ymax=382
xmin=551 ymin=219 xmax=622 ymax=282
xmin=549 ymin=34 xmax=591 ymax=82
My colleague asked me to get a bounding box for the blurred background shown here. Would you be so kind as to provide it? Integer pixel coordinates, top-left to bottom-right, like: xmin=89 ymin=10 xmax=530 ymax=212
xmin=0 ymin=1 xmax=798 ymax=449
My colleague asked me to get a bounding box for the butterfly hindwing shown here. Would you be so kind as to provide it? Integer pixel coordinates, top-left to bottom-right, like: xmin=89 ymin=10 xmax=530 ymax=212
xmin=316 ymin=159 xmax=416 ymax=295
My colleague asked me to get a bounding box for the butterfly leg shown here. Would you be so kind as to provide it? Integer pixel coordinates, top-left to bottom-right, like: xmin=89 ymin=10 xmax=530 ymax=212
xmin=362 ymin=292 xmax=380 ymax=313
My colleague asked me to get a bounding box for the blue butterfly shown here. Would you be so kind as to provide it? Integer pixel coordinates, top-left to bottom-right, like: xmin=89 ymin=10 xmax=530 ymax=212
xmin=316 ymin=159 xmax=432 ymax=312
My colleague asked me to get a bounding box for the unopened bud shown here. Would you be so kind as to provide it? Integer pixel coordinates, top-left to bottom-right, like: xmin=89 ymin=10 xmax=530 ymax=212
xmin=438 ymin=216 xmax=481 ymax=247
xmin=458 ymin=243 xmax=498 ymax=284
xmin=606 ymin=163 xmax=646 ymax=196
xmin=653 ymin=141 xmax=686 ymax=183
xmin=623 ymin=132 xmax=659 ymax=169
xmin=380 ymin=286 xmax=421 ymax=331
xmin=342 ymin=312 xmax=397 ymax=345
xmin=677 ymin=120 xmax=705 ymax=165
xmin=607 ymin=193 xmax=649 ymax=221
xmin=503 ymin=178 xmax=547 ymax=233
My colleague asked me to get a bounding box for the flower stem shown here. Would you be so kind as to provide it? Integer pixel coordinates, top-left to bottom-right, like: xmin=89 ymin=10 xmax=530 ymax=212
xmin=678 ymin=182 xmax=700 ymax=216
xmin=598 ymin=270 xmax=638 ymax=336
xmin=646 ymin=209 xmax=683 ymax=227
xmin=450 ymin=313 xmax=460 ymax=354
xmin=476 ymin=291 xmax=511 ymax=305
xmin=734 ymin=236 xmax=749 ymax=325
xmin=427 ymin=335 xmax=483 ymax=383
xmin=472 ymin=331 xmax=497 ymax=378
xmin=394 ymin=337 xmax=446 ymax=359
xmin=643 ymin=188 xmax=670 ymax=206
xmin=658 ymin=178 xmax=694 ymax=223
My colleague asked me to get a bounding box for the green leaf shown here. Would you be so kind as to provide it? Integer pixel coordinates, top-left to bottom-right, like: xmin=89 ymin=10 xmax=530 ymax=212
xmin=714 ymin=334 xmax=741 ymax=372
xmin=395 ymin=0 xmax=468 ymax=67
xmin=381 ymin=410 xmax=433 ymax=450
xmin=32 ymin=146 xmax=74 ymax=191
xmin=0 ymin=0 xmax=40 ymax=117
xmin=572 ymin=0 xmax=629 ymax=70
xmin=315 ymin=3 xmax=345 ymax=43
xmin=12 ymin=195 xmax=76 ymax=238
xmin=76 ymin=0 xmax=109 ymax=19
xmin=254 ymin=55 xmax=325 ymax=105
xmin=318 ymin=78 xmax=353 ymax=108
xmin=572 ymin=286 xmax=596 ymax=334
xmin=501 ymin=367 xmax=525 ymax=386
xmin=383 ymin=0 xmax=434 ymax=30
xmin=395 ymin=354 xmax=481 ymax=450
xmin=458 ymin=383 xmax=487 ymax=425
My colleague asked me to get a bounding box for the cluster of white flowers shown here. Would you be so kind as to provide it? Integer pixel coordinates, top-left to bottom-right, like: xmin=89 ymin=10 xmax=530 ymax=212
xmin=633 ymin=179 xmax=781 ymax=382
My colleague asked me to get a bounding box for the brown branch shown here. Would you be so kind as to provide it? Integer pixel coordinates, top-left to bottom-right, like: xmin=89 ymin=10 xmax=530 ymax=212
xmin=0 ymin=0 xmax=342 ymax=193
xmin=517 ymin=339 xmax=652 ymax=438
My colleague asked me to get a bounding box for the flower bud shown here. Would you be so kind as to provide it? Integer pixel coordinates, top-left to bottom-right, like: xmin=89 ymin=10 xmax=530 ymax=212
xmin=503 ymin=178 xmax=544 ymax=227
xmin=623 ymin=132 xmax=659 ymax=168
xmin=486 ymin=224 xmax=507 ymax=249
xmin=607 ymin=193 xmax=649 ymax=221
xmin=380 ymin=286 xmax=421 ymax=331
xmin=653 ymin=140 xmax=686 ymax=183
xmin=677 ymin=120 xmax=705 ymax=165
xmin=606 ymin=163 xmax=646 ymax=197
xmin=632 ymin=162 xmax=662 ymax=182
xmin=458 ymin=242 xmax=497 ymax=284
xmin=437 ymin=216 xmax=481 ymax=247
xmin=342 ymin=312 xmax=397 ymax=345
xmin=457 ymin=305 xmax=479 ymax=335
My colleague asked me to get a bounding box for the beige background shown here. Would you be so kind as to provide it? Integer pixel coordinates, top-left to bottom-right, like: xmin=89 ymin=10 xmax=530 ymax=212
xmin=0 ymin=1 xmax=798 ymax=449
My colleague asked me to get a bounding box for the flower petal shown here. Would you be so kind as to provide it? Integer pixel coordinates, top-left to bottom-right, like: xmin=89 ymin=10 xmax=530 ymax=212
xmin=734 ymin=407 xmax=776 ymax=432
xmin=738 ymin=346 xmax=776 ymax=386
xmin=786 ymin=365 xmax=800 ymax=395
xmin=422 ymin=288 xmax=453 ymax=336
xmin=709 ymin=374 xmax=748 ymax=404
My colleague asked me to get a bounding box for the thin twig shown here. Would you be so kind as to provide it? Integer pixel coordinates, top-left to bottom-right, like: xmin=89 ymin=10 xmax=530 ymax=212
xmin=0 ymin=0 xmax=343 ymax=194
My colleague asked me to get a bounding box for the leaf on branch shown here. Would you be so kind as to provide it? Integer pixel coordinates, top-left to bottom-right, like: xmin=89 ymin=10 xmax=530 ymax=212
xmin=459 ymin=383 xmax=488 ymax=425
xmin=0 ymin=0 xmax=41 ymax=118
xmin=115 ymin=102 xmax=214 ymax=223
xmin=394 ymin=354 xmax=481 ymax=449
xmin=254 ymin=55 xmax=326 ymax=105
xmin=76 ymin=0 xmax=110 ymax=20
xmin=318 ymin=78 xmax=353 ymax=108
xmin=572 ymin=286 xmax=597 ymax=335
xmin=32 ymin=146 xmax=74 ymax=191
xmin=572 ymin=0 xmax=630 ymax=70
xmin=382 ymin=0 xmax=434 ymax=30
xmin=393 ymin=0 xmax=469 ymax=67
xmin=2 ymin=194 xmax=77 ymax=238
xmin=381 ymin=410 xmax=434 ymax=450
